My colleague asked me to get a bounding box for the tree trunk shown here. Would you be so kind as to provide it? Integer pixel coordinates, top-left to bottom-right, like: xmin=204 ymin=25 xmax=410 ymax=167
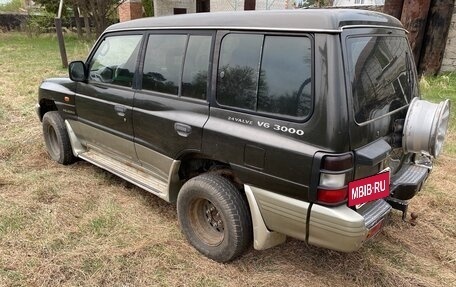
xmin=73 ymin=4 xmax=83 ymax=38
xmin=401 ymin=0 xmax=432 ymax=67
xmin=419 ymin=0 xmax=455 ymax=75
xmin=383 ymin=0 xmax=404 ymax=19
xmin=83 ymin=14 xmax=91 ymax=39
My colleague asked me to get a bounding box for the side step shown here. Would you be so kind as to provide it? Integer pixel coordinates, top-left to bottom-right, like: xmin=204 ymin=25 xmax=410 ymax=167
xmin=79 ymin=150 xmax=168 ymax=200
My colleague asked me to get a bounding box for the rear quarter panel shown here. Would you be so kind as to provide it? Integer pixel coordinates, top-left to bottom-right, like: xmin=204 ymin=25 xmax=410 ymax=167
xmin=203 ymin=33 xmax=349 ymax=201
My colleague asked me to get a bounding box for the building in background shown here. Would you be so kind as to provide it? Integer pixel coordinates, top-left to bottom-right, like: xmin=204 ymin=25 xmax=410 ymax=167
xmin=119 ymin=0 xmax=144 ymax=22
xmin=153 ymin=0 xmax=292 ymax=17
xmin=333 ymin=0 xmax=384 ymax=6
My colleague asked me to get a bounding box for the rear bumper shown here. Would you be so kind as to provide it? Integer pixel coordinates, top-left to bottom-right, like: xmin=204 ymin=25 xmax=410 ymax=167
xmin=308 ymin=199 xmax=391 ymax=252
xmin=246 ymin=185 xmax=392 ymax=252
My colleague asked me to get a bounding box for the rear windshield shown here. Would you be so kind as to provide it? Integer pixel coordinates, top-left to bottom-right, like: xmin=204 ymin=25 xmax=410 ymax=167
xmin=346 ymin=36 xmax=416 ymax=123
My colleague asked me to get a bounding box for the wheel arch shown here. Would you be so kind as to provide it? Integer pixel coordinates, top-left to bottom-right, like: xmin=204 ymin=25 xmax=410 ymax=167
xmin=168 ymin=152 xmax=245 ymax=203
xmin=38 ymin=98 xmax=58 ymax=121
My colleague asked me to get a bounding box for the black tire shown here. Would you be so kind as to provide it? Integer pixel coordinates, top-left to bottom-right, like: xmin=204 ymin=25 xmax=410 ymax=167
xmin=177 ymin=173 xmax=252 ymax=262
xmin=42 ymin=111 xmax=76 ymax=165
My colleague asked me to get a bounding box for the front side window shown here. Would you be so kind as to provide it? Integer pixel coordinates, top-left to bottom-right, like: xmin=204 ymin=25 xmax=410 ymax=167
xmin=142 ymin=34 xmax=187 ymax=95
xmin=89 ymin=35 xmax=142 ymax=87
xmin=217 ymin=33 xmax=312 ymax=119
xmin=347 ymin=36 xmax=416 ymax=123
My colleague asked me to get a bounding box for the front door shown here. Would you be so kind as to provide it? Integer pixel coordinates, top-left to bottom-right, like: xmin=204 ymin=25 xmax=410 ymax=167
xmin=75 ymin=33 xmax=143 ymax=162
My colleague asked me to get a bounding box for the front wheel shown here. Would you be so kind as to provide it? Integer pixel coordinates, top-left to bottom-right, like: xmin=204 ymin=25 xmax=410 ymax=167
xmin=42 ymin=111 xmax=76 ymax=165
xmin=177 ymin=173 xmax=252 ymax=262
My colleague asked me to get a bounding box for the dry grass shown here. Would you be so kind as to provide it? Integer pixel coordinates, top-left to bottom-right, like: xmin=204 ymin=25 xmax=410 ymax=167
xmin=0 ymin=32 xmax=455 ymax=287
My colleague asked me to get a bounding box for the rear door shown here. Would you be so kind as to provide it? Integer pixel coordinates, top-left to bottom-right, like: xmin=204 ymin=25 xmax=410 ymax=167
xmin=132 ymin=31 xmax=213 ymax=178
xmin=75 ymin=33 xmax=143 ymax=161
xmin=342 ymin=28 xmax=419 ymax=176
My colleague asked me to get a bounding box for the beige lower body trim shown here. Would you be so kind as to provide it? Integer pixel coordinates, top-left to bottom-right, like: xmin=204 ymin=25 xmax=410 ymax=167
xmin=244 ymin=185 xmax=286 ymax=250
xmin=248 ymin=185 xmax=369 ymax=253
xmin=250 ymin=185 xmax=310 ymax=242
xmin=65 ymin=120 xmax=181 ymax=203
xmin=65 ymin=120 xmax=86 ymax=156
xmin=308 ymin=204 xmax=367 ymax=252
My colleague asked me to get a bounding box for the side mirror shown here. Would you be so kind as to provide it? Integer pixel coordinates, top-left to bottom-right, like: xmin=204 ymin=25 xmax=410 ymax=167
xmin=69 ymin=61 xmax=87 ymax=82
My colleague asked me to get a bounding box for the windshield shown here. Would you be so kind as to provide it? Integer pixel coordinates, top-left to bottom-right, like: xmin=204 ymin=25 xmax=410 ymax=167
xmin=346 ymin=36 xmax=417 ymax=123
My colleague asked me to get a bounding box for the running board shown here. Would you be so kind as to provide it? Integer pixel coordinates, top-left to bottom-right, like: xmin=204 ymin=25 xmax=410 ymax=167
xmin=79 ymin=150 xmax=168 ymax=200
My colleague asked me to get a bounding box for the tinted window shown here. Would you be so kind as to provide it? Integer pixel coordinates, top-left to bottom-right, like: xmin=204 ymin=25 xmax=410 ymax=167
xmin=89 ymin=35 xmax=142 ymax=87
xmin=347 ymin=36 xmax=416 ymax=123
xmin=217 ymin=34 xmax=263 ymax=110
xmin=217 ymin=34 xmax=313 ymax=119
xmin=258 ymin=36 xmax=312 ymax=118
xmin=142 ymin=34 xmax=187 ymax=95
xmin=182 ymin=35 xmax=212 ymax=99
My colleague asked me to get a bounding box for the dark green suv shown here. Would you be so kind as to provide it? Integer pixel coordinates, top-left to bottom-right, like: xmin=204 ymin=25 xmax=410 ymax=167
xmin=36 ymin=9 xmax=451 ymax=262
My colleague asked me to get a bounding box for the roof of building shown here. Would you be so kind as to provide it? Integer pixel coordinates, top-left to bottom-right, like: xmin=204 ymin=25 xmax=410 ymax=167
xmin=106 ymin=9 xmax=403 ymax=33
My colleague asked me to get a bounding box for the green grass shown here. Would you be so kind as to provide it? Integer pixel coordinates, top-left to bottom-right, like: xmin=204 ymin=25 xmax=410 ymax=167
xmin=421 ymin=75 xmax=456 ymax=156
xmin=0 ymin=211 xmax=24 ymax=235
xmin=0 ymin=32 xmax=455 ymax=287
xmin=0 ymin=0 xmax=22 ymax=12
xmin=421 ymin=74 xmax=456 ymax=126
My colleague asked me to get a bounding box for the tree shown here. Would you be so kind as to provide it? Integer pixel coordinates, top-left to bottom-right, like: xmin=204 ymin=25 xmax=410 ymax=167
xmin=142 ymin=0 xmax=154 ymax=17
xmin=76 ymin=0 xmax=125 ymax=36
xmin=296 ymin=0 xmax=333 ymax=7
xmin=34 ymin=0 xmax=125 ymax=36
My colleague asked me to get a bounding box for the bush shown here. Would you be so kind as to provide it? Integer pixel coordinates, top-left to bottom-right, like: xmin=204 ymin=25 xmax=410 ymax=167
xmin=26 ymin=11 xmax=55 ymax=36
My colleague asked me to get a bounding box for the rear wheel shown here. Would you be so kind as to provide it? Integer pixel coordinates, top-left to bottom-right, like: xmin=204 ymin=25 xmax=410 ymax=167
xmin=177 ymin=173 xmax=252 ymax=262
xmin=42 ymin=111 xmax=76 ymax=165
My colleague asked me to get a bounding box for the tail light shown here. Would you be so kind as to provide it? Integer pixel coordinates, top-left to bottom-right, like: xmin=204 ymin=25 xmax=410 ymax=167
xmin=317 ymin=153 xmax=354 ymax=206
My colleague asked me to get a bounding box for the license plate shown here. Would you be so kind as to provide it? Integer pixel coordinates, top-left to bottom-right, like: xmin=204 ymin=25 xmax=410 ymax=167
xmin=348 ymin=171 xmax=390 ymax=207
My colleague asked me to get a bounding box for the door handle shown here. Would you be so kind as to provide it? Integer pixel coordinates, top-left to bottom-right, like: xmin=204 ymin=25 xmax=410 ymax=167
xmin=174 ymin=123 xmax=192 ymax=137
xmin=114 ymin=105 xmax=127 ymax=117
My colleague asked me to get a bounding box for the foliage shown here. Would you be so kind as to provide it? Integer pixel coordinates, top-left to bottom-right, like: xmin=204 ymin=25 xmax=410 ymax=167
xmin=33 ymin=0 xmax=125 ymax=36
xmin=33 ymin=0 xmax=61 ymax=14
xmin=296 ymin=0 xmax=333 ymax=7
xmin=0 ymin=0 xmax=23 ymax=12
xmin=142 ymin=0 xmax=154 ymax=17
xmin=75 ymin=0 xmax=125 ymax=36
xmin=25 ymin=11 xmax=55 ymax=35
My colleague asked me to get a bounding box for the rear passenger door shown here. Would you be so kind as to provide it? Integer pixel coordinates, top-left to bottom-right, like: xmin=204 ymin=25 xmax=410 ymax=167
xmin=132 ymin=31 xmax=213 ymax=176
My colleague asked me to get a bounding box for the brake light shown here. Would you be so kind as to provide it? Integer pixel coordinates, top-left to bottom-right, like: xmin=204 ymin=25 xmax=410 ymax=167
xmin=317 ymin=154 xmax=353 ymax=206
xmin=317 ymin=188 xmax=348 ymax=203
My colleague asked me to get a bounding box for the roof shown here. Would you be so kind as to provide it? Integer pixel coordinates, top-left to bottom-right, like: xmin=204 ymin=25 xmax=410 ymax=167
xmin=106 ymin=9 xmax=403 ymax=34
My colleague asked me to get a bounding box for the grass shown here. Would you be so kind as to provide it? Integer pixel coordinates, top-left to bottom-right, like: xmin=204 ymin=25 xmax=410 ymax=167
xmin=0 ymin=32 xmax=455 ymax=287
xmin=0 ymin=0 xmax=22 ymax=13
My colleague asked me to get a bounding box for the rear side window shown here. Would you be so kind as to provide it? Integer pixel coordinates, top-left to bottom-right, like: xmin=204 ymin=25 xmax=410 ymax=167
xmin=142 ymin=34 xmax=187 ymax=95
xmin=217 ymin=33 xmax=312 ymax=119
xmin=258 ymin=36 xmax=312 ymax=117
xmin=217 ymin=34 xmax=263 ymax=110
xmin=182 ymin=36 xmax=212 ymax=99
xmin=142 ymin=34 xmax=212 ymax=99
xmin=346 ymin=36 xmax=416 ymax=123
